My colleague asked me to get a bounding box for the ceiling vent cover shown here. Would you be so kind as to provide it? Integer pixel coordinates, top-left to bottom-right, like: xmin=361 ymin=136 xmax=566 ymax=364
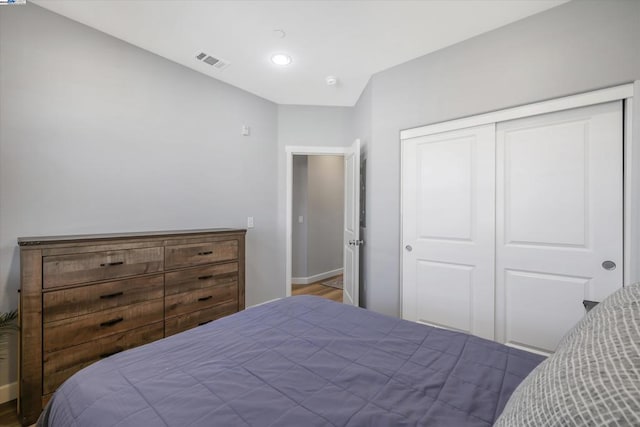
xmin=196 ymin=52 xmax=230 ymax=70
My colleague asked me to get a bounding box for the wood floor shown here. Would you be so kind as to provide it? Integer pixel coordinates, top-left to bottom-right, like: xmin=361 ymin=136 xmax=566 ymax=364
xmin=0 ymin=400 xmax=20 ymax=427
xmin=292 ymin=275 xmax=343 ymax=303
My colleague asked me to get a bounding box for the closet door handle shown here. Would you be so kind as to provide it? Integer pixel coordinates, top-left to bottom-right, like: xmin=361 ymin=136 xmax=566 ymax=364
xmin=602 ymin=260 xmax=616 ymax=271
xmin=405 ymin=245 xmax=413 ymax=252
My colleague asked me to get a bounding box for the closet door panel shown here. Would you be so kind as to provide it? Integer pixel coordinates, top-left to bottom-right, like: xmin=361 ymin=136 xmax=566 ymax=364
xmin=496 ymin=101 xmax=623 ymax=355
xmin=502 ymin=270 xmax=589 ymax=353
xmin=402 ymin=124 xmax=495 ymax=339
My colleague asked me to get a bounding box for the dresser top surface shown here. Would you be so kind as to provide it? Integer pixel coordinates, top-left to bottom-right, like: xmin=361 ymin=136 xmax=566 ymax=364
xmin=18 ymin=228 xmax=247 ymax=246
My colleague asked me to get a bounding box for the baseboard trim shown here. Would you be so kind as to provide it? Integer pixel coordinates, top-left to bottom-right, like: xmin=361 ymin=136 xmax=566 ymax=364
xmin=292 ymin=268 xmax=343 ymax=285
xmin=0 ymin=381 xmax=17 ymax=404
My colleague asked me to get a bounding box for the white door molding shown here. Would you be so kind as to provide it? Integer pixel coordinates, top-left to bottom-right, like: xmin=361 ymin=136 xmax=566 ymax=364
xmin=401 ymin=83 xmax=633 ymax=140
xmin=285 ymin=145 xmax=348 ymax=297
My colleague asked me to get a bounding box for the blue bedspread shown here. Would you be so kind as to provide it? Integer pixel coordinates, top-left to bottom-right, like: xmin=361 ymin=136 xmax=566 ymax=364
xmin=41 ymin=296 xmax=543 ymax=426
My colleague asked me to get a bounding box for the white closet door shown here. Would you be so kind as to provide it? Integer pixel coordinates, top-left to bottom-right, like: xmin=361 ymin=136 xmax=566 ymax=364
xmin=496 ymin=101 xmax=623 ymax=355
xmin=402 ymin=124 xmax=495 ymax=339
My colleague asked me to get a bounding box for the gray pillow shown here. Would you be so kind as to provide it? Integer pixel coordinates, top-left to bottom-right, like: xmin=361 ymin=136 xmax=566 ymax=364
xmin=494 ymin=283 xmax=640 ymax=426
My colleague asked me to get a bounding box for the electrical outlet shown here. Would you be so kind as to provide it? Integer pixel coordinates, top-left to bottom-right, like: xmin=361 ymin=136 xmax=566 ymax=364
xmin=247 ymin=216 xmax=254 ymax=228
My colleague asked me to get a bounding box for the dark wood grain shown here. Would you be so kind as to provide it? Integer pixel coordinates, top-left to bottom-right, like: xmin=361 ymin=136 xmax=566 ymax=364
xmin=0 ymin=400 xmax=20 ymax=427
xmin=165 ymin=240 xmax=238 ymax=269
xmin=19 ymin=228 xmax=246 ymax=425
xmin=43 ymin=274 xmax=164 ymax=323
xmin=165 ymin=282 xmax=237 ymax=318
xmin=44 ymin=299 xmax=164 ymax=353
xmin=165 ymin=301 xmax=238 ymax=336
xmin=165 ymin=263 xmax=237 ymax=295
xmin=43 ymin=322 xmax=163 ymax=394
xmin=18 ymin=228 xmax=244 ymax=246
xmin=18 ymin=248 xmax=43 ymax=426
xmin=43 ymin=247 xmax=164 ymax=288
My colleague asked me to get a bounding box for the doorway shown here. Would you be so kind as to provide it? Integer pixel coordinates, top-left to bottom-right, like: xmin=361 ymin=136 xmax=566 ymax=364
xmin=285 ymin=141 xmax=361 ymax=306
xmin=291 ymin=154 xmax=344 ymax=302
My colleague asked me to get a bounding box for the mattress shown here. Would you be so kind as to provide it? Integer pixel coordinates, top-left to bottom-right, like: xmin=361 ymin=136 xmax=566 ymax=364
xmin=39 ymin=296 xmax=544 ymax=426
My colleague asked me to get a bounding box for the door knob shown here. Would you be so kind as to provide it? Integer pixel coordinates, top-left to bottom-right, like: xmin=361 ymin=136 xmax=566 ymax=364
xmin=602 ymin=260 xmax=616 ymax=271
xmin=405 ymin=245 xmax=412 ymax=252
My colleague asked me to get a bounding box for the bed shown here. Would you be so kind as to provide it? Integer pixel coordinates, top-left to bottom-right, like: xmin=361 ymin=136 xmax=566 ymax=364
xmin=38 ymin=283 xmax=640 ymax=427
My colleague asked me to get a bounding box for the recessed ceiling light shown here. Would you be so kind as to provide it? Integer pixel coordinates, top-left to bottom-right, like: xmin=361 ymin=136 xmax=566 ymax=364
xmin=325 ymin=76 xmax=338 ymax=86
xmin=271 ymin=53 xmax=292 ymax=66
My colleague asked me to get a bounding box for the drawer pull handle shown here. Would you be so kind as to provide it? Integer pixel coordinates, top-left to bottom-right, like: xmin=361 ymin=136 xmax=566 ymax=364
xmin=100 ymin=261 xmax=124 ymax=267
xmin=198 ymin=296 xmax=213 ymax=302
xmin=198 ymin=275 xmax=214 ymax=280
xmin=100 ymin=291 xmax=124 ymax=299
xmin=198 ymin=320 xmax=213 ymax=326
xmin=100 ymin=348 xmax=123 ymax=359
xmin=100 ymin=317 xmax=124 ymax=327
xmin=198 ymin=251 xmax=213 ymax=256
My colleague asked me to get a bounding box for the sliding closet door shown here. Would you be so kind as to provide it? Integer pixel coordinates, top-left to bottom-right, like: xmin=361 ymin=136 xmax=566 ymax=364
xmin=402 ymin=124 xmax=495 ymax=339
xmin=495 ymin=101 xmax=623 ymax=355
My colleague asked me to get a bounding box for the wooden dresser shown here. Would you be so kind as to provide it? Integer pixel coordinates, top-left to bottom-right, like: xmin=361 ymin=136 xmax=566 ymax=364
xmin=18 ymin=228 xmax=246 ymax=425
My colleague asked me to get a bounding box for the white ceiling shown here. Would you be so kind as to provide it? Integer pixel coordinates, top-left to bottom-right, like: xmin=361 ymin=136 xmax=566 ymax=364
xmin=32 ymin=0 xmax=569 ymax=106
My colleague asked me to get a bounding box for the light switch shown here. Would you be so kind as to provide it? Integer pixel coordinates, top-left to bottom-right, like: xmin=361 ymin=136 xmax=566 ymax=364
xmin=298 ymin=216 xmax=304 ymax=224
xmin=247 ymin=216 xmax=254 ymax=228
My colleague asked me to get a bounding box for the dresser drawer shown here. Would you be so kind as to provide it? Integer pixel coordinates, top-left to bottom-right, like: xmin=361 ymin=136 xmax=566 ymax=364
xmin=44 ymin=299 xmax=163 ymax=353
xmin=165 ymin=240 xmax=238 ymax=269
xmin=165 ymin=281 xmax=237 ymax=318
xmin=43 ymin=322 xmax=163 ymax=394
xmin=43 ymin=247 xmax=164 ymax=289
xmin=165 ymin=263 xmax=237 ymax=296
xmin=165 ymin=301 xmax=238 ymax=336
xmin=43 ymin=275 xmax=164 ymax=323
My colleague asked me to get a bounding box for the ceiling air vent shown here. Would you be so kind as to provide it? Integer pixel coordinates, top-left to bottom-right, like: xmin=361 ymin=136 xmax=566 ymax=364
xmin=195 ymin=52 xmax=230 ymax=71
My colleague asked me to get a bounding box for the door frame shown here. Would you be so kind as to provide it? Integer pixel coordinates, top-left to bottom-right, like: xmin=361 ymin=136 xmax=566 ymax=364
xmin=285 ymin=145 xmax=351 ymax=297
xmin=400 ymin=82 xmax=639 ymax=319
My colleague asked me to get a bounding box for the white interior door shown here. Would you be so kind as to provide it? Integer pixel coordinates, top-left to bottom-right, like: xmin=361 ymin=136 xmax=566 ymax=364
xmin=495 ymin=101 xmax=623 ymax=355
xmin=402 ymin=124 xmax=496 ymax=339
xmin=343 ymin=139 xmax=361 ymax=306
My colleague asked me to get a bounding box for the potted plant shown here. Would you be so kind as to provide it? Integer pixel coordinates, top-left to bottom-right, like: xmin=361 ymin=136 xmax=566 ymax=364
xmin=0 ymin=310 xmax=18 ymax=360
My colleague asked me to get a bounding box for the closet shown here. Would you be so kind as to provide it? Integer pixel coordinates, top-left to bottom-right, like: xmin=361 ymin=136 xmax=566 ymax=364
xmin=401 ymin=98 xmax=625 ymax=355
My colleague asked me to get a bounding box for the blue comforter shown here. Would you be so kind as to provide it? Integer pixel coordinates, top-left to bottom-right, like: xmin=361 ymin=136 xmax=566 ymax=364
xmin=40 ymin=296 xmax=543 ymax=426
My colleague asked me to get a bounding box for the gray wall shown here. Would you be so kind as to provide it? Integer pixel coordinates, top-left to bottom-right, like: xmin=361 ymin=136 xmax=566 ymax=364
xmin=291 ymin=156 xmax=308 ymax=277
xmin=358 ymin=0 xmax=640 ymax=317
xmin=292 ymin=155 xmax=344 ymax=280
xmin=306 ymin=156 xmax=344 ymax=277
xmin=0 ymin=3 xmax=281 ymax=387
